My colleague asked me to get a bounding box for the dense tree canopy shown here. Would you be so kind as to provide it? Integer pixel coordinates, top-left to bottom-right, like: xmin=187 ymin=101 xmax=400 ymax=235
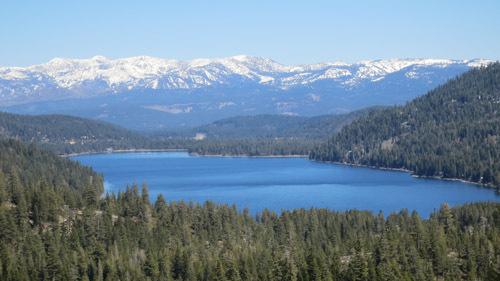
xmin=186 ymin=138 xmax=318 ymax=156
xmin=0 ymin=138 xmax=499 ymax=280
xmin=0 ymin=112 xmax=156 ymax=154
xmin=311 ymin=62 xmax=500 ymax=188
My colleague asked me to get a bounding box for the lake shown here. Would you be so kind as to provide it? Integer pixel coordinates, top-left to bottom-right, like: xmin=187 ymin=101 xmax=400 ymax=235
xmin=72 ymin=152 xmax=500 ymax=218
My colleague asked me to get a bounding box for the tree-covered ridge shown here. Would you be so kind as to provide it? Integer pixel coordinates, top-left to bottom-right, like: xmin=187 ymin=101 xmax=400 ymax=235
xmin=149 ymin=107 xmax=382 ymax=157
xmin=311 ymin=62 xmax=500 ymax=188
xmin=0 ymin=111 xmax=317 ymax=157
xmin=0 ymin=108 xmax=380 ymax=157
xmin=0 ymin=112 xmax=154 ymax=154
xmin=186 ymin=138 xmax=319 ymax=156
xmin=154 ymin=107 xmax=385 ymax=140
xmin=0 ymin=138 xmax=102 ymax=195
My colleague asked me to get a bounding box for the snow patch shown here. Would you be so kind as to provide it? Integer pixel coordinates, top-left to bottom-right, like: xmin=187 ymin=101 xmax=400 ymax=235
xmin=308 ymin=93 xmax=321 ymax=102
xmin=142 ymin=105 xmax=193 ymax=114
xmin=0 ymin=56 xmax=493 ymax=104
xmin=217 ymin=102 xmax=236 ymax=109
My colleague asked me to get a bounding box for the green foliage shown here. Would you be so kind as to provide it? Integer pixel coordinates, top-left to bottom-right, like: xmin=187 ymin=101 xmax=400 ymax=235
xmin=4 ymin=195 xmax=497 ymax=280
xmin=486 ymin=265 xmax=500 ymax=281
xmin=186 ymin=138 xmax=319 ymax=156
xmin=0 ymin=138 xmax=102 ymax=195
xmin=0 ymin=137 xmax=498 ymax=280
xmin=0 ymin=112 xmax=155 ymax=154
xmin=311 ymin=62 xmax=500 ymax=187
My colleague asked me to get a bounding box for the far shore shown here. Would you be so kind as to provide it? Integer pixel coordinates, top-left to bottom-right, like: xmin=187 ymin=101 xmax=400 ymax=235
xmin=62 ymin=149 xmax=307 ymax=159
xmin=61 ymin=148 xmax=188 ymax=157
xmin=188 ymin=153 xmax=308 ymax=158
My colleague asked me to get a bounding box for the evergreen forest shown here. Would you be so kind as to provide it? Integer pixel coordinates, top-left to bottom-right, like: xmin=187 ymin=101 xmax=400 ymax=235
xmin=0 ymin=138 xmax=500 ymax=280
xmin=311 ymin=63 xmax=500 ymax=188
xmin=0 ymin=107 xmax=383 ymax=157
xmin=0 ymin=112 xmax=155 ymax=154
xmin=153 ymin=107 xmax=384 ymax=140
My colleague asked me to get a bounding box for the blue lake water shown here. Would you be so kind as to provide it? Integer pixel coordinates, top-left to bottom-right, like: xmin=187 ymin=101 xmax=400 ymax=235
xmin=72 ymin=152 xmax=500 ymax=218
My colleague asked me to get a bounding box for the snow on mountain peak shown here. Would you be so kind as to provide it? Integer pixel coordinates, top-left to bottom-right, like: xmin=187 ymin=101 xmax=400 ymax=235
xmin=466 ymin=59 xmax=492 ymax=67
xmin=231 ymin=55 xmax=251 ymax=62
xmin=91 ymin=55 xmax=109 ymax=61
xmin=0 ymin=56 xmax=494 ymax=94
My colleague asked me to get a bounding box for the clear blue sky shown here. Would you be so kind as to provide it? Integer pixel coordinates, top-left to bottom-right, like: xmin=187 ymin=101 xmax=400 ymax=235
xmin=1 ymin=0 xmax=499 ymax=66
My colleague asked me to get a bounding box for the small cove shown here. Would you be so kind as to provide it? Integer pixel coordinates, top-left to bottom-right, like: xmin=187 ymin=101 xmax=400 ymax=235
xmin=72 ymin=152 xmax=500 ymax=218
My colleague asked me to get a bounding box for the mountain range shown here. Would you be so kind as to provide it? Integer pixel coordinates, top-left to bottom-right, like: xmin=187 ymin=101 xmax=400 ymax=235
xmin=0 ymin=56 xmax=492 ymax=130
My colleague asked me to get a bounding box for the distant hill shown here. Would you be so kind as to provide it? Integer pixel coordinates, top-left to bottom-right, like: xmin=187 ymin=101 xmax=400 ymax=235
xmin=311 ymin=62 xmax=500 ymax=187
xmin=0 ymin=112 xmax=154 ymax=154
xmin=154 ymin=106 xmax=385 ymax=139
xmin=1 ymin=110 xmax=367 ymax=157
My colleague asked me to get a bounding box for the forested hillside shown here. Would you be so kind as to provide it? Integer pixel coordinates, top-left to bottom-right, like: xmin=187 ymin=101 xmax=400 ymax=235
xmin=311 ymin=62 xmax=500 ymax=188
xmin=0 ymin=112 xmax=154 ymax=154
xmin=1 ymin=134 xmax=500 ymax=280
xmin=0 ymin=138 xmax=103 ymax=195
xmin=154 ymin=107 xmax=384 ymax=139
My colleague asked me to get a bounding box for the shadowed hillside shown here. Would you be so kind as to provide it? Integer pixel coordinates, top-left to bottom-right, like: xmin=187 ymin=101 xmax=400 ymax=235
xmin=311 ymin=62 xmax=500 ymax=188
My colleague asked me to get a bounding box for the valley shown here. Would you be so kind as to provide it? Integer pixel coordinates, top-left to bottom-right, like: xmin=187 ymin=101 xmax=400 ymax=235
xmin=3 ymin=1 xmax=500 ymax=279
xmin=2 ymin=63 xmax=498 ymax=189
xmin=0 ymin=63 xmax=499 ymax=280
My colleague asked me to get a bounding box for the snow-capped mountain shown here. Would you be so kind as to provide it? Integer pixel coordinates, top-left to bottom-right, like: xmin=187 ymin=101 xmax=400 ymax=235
xmin=0 ymin=56 xmax=493 ymax=130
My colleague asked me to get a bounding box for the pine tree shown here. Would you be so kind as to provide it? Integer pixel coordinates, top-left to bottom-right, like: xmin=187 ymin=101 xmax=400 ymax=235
xmin=0 ymin=171 xmax=7 ymax=204
xmin=141 ymin=182 xmax=150 ymax=206
xmin=83 ymin=184 xmax=98 ymax=209
xmin=143 ymin=250 xmax=159 ymax=280
xmin=46 ymin=241 xmax=64 ymax=281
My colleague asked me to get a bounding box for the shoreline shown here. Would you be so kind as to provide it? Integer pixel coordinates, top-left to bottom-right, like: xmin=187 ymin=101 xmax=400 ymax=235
xmin=312 ymin=159 xmax=497 ymax=189
xmin=63 ymin=149 xmax=307 ymax=159
xmin=62 ymin=148 xmax=188 ymax=157
xmin=188 ymin=153 xmax=308 ymax=158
